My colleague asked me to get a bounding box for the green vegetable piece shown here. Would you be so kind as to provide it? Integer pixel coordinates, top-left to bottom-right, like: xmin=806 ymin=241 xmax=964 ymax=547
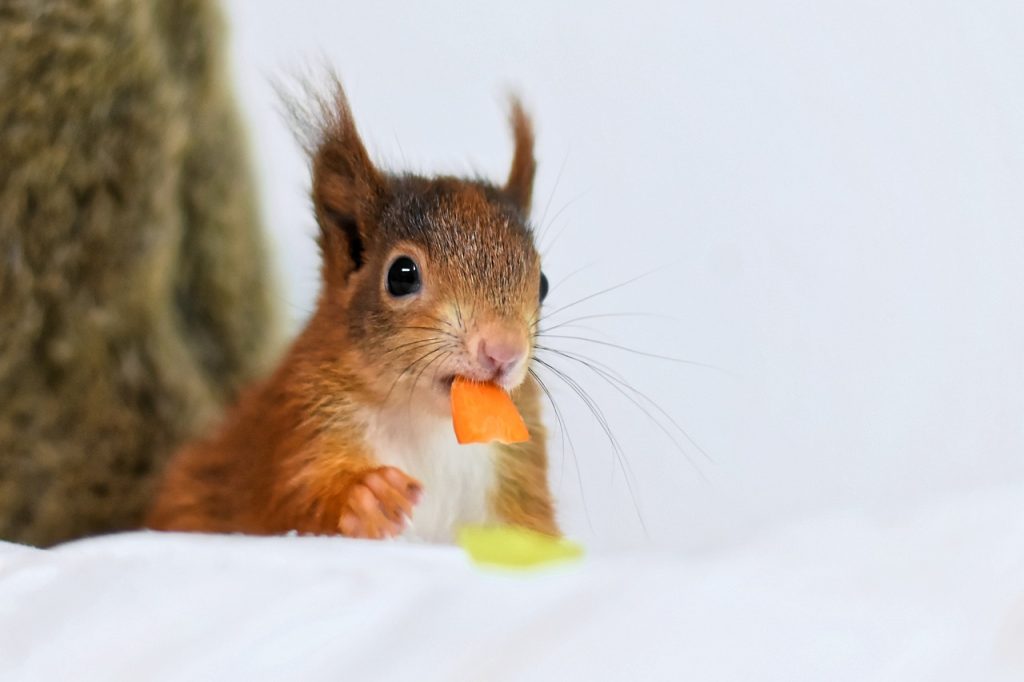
xmin=457 ymin=525 xmax=584 ymax=569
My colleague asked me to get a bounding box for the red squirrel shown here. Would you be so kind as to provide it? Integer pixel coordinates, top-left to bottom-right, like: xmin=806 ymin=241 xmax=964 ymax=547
xmin=146 ymin=81 xmax=558 ymax=542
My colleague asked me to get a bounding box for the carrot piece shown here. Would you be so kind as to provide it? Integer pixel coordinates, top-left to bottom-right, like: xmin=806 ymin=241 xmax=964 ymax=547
xmin=450 ymin=377 xmax=530 ymax=445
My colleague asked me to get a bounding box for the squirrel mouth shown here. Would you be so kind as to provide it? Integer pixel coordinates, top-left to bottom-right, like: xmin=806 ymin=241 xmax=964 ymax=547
xmin=439 ymin=370 xmax=520 ymax=393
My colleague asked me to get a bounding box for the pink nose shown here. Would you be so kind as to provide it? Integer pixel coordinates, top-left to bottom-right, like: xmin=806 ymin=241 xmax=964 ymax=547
xmin=472 ymin=326 xmax=527 ymax=379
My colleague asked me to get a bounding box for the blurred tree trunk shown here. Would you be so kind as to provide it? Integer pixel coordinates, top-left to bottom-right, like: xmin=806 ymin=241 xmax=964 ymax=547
xmin=0 ymin=0 xmax=281 ymax=546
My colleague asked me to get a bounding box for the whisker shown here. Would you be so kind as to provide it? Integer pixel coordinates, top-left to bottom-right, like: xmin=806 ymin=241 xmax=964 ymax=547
xmin=532 ymin=357 xmax=648 ymax=535
xmin=528 ymin=367 xmax=592 ymax=532
xmin=537 ymin=344 xmax=712 ymax=459
xmin=454 ymin=299 xmax=466 ymax=332
xmin=409 ymin=346 xmax=450 ymax=390
xmin=419 ymin=313 xmax=457 ymax=331
xmin=396 ymin=325 xmax=460 ymax=340
xmin=526 ymin=299 xmax=543 ymax=333
xmin=535 ymin=147 xmax=570 ymax=243
xmin=536 ymin=334 xmax=728 ymax=373
xmin=536 ymin=346 xmax=712 ymax=475
xmin=540 ymin=189 xmax=592 ymax=257
xmin=540 ymin=267 xmax=667 ymax=321
xmin=380 ymin=337 xmax=448 ymax=358
xmin=543 ymin=262 xmax=598 ymax=303
xmin=384 ymin=345 xmax=448 ymax=404
xmin=540 ymin=324 xmax=612 ymax=340
xmin=539 ymin=311 xmax=677 ymax=334
xmin=405 ymin=348 xmax=452 ymax=408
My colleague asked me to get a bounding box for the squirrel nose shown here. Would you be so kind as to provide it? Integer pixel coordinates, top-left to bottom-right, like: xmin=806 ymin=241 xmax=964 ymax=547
xmin=472 ymin=325 xmax=527 ymax=380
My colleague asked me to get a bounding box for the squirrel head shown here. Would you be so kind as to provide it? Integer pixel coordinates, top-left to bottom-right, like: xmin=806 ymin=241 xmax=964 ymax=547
xmin=302 ymin=82 xmax=547 ymax=415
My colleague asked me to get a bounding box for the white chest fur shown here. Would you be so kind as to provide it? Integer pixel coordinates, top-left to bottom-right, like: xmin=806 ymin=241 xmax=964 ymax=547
xmin=363 ymin=410 xmax=498 ymax=543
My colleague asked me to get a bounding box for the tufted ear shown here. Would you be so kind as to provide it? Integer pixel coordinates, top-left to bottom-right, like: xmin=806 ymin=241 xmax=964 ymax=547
xmin=308 ymin=80 xmax=383 ymax=283
xmin=504 ymin=96 xmax=536 ymax=214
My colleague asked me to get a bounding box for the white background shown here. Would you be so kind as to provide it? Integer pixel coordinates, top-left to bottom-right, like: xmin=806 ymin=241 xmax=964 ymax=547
xmin=221 ymin=0 xmax=1024 ymax=551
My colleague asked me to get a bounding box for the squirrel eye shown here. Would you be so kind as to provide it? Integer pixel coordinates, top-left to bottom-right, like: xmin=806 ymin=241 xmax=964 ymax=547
xmin=539 ymin=272 xmax=549 ymax=302
xmin=386 ymin=256 xmax=421 ymax=297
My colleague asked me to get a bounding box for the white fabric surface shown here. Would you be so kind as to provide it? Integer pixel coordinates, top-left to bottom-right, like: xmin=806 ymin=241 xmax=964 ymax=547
xmin=1 ymin=484 xmax=1022 ymax=681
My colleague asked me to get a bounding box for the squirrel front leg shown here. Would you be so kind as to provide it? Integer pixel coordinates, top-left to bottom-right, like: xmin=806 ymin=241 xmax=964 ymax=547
xmin=266 ymin=437 xmax=422 ymax=539
xmin=491 ymin=442 xmax=560 ymax=537
xmin=491 ymin=380 xmax=560 ymax=537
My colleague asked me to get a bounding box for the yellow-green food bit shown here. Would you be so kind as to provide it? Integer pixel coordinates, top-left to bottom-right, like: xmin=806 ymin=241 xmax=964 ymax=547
xmin=457 ymin=525 xmax=584 ymax=569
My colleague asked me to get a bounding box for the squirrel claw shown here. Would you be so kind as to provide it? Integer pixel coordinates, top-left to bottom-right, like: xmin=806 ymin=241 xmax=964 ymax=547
xmin=339 ymin=466 xmax=421 ymax=540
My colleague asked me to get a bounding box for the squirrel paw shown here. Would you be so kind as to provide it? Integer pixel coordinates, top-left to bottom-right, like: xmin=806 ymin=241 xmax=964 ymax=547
xmin=339 ymin=467 xmax=422 ymax=540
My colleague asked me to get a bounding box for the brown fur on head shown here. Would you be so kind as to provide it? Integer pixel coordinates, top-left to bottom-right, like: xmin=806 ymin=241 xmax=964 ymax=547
xmin=299 ymin=82 xmax=547 ymax=416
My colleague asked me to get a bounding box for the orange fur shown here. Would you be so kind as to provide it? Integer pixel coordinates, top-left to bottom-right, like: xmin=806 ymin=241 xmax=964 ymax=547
xmin=147 ymin=81 xmax=558 ymax=539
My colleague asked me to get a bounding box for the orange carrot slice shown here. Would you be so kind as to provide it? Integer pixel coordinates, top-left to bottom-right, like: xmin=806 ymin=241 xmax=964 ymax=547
xmin=450 ymin=377 xmax=530 ymax=445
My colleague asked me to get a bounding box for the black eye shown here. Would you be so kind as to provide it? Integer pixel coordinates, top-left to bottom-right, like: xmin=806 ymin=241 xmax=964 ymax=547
xmin=539 ymin=272 xmax=549 ymax=302
xmin=387 ymin=256 xmax=421 ymax=297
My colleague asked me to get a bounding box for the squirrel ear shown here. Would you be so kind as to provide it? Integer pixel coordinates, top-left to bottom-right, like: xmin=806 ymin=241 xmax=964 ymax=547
xmin=504 ymin=96 xmax=536 ymax=214
xmin=309 ymin=81 xmax=383 ymax=279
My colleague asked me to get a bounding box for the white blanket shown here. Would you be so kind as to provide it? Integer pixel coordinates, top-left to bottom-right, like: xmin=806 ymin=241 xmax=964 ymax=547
xmin=1 ymin=484 xmax=1022 ymax=681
